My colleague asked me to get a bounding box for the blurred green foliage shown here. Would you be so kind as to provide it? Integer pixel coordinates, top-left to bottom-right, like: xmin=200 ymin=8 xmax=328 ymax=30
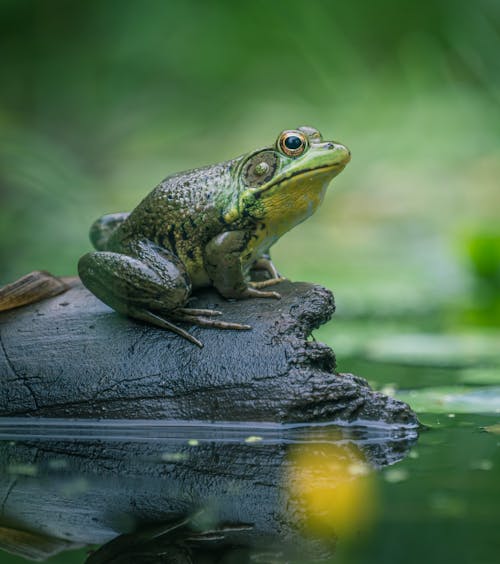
xmin=466 ymin=230 xmax=500 ymax=291
xmin=0 ymin=3 xmax=499 ymax=562
xmin=1 ymin=0 xmax=499 ymax=327
xmin=456 ymin=229 xmax=500 ymax=325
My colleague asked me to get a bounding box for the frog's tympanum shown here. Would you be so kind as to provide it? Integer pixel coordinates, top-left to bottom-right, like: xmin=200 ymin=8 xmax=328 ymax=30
xmin=79 ymin=126 xmax=350 ymax=346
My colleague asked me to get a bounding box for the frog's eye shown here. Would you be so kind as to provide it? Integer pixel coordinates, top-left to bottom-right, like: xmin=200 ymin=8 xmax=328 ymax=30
xmin=277 ymin=130 xmax=308 ymax=157
xmin=242 ymin=150 xmax=279 ymax=187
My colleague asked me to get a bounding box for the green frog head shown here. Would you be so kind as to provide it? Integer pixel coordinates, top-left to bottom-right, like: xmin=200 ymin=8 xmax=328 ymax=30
xmin=225 ymin=126 xmax=350 ymax=230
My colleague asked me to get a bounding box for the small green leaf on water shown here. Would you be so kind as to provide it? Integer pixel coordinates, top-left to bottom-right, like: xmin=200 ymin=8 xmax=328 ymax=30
xmin=429 ymin=493 xmax=466 ymax=518
xmin=48 ymin=459 xmax=68 ymax=470
xmin=470 ymin=459 xmax=493 ymax=471
xmin=7 ymin=463 xmax=37 ymax=476
xmin=245 ymin=436 xmax=263 ymax=443
xmin=483 ymin=423 xmax=500 ymax=434
xmin=384 ymin=468 xmax=408 ymax=483
xmin=188 ymin=439 xmax=199 ymax=446
xmin=60 ymin=477 xmax=89 ymax=497
xmin=396 ymin=386 xmax=500 ymax=414
xmin=161 ymin=452 xmax=187 ymax=462
xmin=348 ymin=462 xmax=371 ymax=477
xmin=459 ymin=368 xmax=500 ymax=385
xmin=380 ymin=384 xmax=397 ymax=397
xmin=366 ymin=333 xmax=500 ymax=367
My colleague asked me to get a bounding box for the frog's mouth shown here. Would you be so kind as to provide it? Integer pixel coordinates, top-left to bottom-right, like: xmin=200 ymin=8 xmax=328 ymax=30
xmin=255 ymin=161 xmax=347 ymax=197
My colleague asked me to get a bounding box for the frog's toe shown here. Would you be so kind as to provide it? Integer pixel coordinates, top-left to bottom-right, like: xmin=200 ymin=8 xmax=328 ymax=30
xmin=173 ymin=311 xmax=252 ymax=331
xmin=190 ymin=317 xmax=251 ymax=330
xmin=175 ymin=307 xmax=222 ymax=317
xmin=249 ymin=277 xmax=286 ymax=289
xmin=242 ymin=287 xmax=282 ymax=299
xmin=130 ymin=308 xmax=203 ymax=348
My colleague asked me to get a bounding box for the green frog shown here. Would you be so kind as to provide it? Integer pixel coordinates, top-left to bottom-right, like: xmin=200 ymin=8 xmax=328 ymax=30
xmin=78 ymin=126 xmax=350 ymax=346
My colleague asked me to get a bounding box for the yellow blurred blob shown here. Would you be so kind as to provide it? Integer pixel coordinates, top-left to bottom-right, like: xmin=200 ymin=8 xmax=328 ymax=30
xmin=287 ymin=443 xmax=377 ymax=539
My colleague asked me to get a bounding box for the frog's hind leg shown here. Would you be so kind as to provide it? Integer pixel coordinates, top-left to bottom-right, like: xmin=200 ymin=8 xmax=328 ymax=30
xmin=78 ymin=242 xmax=203 ymax=345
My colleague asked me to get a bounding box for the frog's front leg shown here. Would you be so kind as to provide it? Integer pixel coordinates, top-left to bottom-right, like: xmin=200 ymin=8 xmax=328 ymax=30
xmin=249 ymin=253 xmax=286 ymax=289
xmin=204 ymin=231 xmax=281 ymax=300
xmin=252 ymin=253 xmax=280 ymax=279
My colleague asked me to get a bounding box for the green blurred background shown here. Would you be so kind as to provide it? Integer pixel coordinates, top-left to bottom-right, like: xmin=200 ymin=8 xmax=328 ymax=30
xmin=1 ymin=0 xmax=499 ymax=323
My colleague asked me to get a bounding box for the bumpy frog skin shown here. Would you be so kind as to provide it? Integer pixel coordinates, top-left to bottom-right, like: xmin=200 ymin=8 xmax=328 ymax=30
xmin=78 ymin=126 xmax=350 ymax=346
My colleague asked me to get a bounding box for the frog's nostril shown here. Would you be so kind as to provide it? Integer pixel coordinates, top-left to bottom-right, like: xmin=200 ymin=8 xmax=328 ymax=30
xmin=324 ymin=142 xmax=335 ymax=150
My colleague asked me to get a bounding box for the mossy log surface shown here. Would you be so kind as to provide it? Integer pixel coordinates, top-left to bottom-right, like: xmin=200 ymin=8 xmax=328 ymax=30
xmin=0 ymin=279 xmax=417 ymax=426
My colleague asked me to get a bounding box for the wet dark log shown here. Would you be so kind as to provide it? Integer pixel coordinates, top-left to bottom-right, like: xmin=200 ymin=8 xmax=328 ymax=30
xmin=0 ymin=279 xmax=417 ymax=426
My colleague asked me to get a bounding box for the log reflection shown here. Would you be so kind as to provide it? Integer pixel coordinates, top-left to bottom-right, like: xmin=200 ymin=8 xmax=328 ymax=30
xmin=0 ymin=420 xmax=418 ymax=562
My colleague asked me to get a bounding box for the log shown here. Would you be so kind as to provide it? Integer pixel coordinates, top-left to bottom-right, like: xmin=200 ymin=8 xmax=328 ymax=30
xmin=0 ymin=279 xmax=418 ymax=426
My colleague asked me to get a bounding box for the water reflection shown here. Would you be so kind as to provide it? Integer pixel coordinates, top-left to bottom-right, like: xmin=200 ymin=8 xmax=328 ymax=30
xmin=0 ymin=420 xmax=418 ymax=563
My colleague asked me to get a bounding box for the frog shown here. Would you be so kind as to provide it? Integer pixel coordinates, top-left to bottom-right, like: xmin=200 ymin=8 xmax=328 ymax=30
xmin=78 ymin=126 xmax=350 ymax=347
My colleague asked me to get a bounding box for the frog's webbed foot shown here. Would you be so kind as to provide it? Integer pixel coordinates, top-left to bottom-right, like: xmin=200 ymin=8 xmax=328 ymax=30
xmin=205 ymin=231 xmax=283 ymax=300
xmin=172 ymin=308 xmax=252 ymax=332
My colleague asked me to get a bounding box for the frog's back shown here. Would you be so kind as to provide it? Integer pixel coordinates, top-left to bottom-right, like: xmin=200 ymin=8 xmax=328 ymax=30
xmin=130 ymin=159 xmax=240 ymax=239
xmin=107 ymin=158 xmax=242 ymax=286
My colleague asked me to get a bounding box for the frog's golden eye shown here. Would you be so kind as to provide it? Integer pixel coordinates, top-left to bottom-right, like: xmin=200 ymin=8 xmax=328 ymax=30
xmin=277 ymin=130 xmax=308 ymax=157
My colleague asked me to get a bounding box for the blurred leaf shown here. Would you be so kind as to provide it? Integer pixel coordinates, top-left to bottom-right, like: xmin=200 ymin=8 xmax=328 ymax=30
xmin=483 ymin=423 xmax=500 ymax=434
xmin=396 ymin=385 xmax=500 ymax=414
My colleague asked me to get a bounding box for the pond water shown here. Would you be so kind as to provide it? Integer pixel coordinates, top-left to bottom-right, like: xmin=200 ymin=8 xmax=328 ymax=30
xmin=0 ymin=317 xmax=498 ymax=564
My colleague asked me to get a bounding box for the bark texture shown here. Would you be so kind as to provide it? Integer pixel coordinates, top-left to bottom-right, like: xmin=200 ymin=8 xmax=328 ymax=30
xmin=0 ymin=280 xmax=417 ymax=426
